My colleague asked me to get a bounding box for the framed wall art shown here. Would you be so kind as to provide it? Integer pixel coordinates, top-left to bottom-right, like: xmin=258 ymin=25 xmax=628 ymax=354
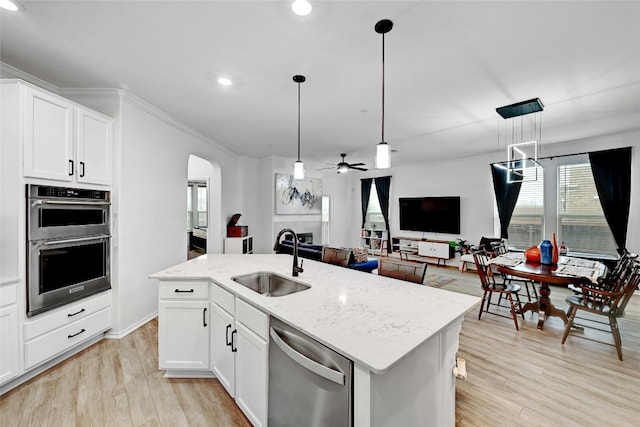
xmin=275 ymin=173 xmax=322 ymax=215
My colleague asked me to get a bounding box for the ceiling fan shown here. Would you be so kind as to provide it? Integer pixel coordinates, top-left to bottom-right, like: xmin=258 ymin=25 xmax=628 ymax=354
xmin=320 ymin=153 xmax=368 ymax=173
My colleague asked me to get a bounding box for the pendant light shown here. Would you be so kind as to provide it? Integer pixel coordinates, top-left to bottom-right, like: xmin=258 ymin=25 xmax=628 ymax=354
xmin=293 ymin=75 xmax=306 ymax=180
xmin=375 ymin=19 xmax=393 ymax=169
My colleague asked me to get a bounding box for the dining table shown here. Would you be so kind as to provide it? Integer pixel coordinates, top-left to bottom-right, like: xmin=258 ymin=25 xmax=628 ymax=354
xmin=489 ymin=253 xmax=606 ymax=329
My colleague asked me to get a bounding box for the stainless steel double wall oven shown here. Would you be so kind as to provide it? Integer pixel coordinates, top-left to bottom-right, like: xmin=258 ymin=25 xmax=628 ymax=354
xmin=26 ymin=184 xmax=111 ymax=317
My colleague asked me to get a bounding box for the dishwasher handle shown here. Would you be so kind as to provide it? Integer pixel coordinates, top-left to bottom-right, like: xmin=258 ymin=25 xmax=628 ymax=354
xmin=270 ymin=326 xmax=345 ymax=385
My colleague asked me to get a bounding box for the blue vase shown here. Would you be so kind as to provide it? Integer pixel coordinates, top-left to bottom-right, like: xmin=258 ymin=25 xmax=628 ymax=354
xmin=540 ymin=240 xmax=553 ymax=265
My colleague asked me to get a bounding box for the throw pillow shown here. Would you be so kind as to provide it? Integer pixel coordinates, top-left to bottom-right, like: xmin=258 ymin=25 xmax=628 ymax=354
xmin=352 ymin=247 xmax=369 ymax=263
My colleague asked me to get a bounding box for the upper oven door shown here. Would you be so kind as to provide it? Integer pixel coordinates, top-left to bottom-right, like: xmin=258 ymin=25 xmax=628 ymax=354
xmin=28 ymin=198 xmax=110 ymax=241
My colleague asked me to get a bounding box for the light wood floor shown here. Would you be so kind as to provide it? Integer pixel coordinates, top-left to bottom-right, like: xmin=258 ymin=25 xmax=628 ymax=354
xmin=1 ymin=266 xmax=638 ymax=426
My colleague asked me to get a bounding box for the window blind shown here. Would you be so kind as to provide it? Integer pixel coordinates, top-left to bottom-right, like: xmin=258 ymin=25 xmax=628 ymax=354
xmin=557 ymin=164 xmax=616 ymax=255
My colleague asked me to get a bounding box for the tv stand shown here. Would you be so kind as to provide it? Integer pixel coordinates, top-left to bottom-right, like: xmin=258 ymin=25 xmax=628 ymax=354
xmin=392 ymin=236 xmax=454 ymax=266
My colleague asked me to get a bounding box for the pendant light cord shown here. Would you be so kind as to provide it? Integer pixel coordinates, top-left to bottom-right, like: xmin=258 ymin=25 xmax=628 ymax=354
xmin=381 ymin=32 xmax=385 ymax=143
xmin=297 ymin=81 xmax=301 ymax=161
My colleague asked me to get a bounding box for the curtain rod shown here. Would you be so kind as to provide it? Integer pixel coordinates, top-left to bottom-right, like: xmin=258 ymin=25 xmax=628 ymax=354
xmin=490 ymin=146 xmax=631 ymax=165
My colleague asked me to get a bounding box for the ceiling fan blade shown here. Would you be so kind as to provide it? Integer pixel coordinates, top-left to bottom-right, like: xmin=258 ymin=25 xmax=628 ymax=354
xmin=350 ymin=166 xmax=368 ymax=171
xmin=317 ymin=166 xmax=336 ymax=171
xmin=348 ymin=162 xmax=366 ymax=167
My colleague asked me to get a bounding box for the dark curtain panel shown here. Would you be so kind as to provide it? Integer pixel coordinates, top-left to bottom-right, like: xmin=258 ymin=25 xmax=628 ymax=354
xmin=588 ymin=147 xmax=632 ymax=255
xmin=360 ymin=178 xmax=373 ymax=228
xmin=374 ymin=176 xmax=392 ymax=254
xmin=491 ymin=164 xmax=523 ymax=239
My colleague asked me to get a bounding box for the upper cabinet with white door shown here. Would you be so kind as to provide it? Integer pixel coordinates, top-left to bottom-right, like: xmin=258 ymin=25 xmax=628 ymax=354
xmin=19 ymin=81 xmax=112 ymax=186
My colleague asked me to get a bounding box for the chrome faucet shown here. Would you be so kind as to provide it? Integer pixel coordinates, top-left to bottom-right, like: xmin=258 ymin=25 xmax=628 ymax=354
xmin=273 ymin=228 xmax=304 ymax=277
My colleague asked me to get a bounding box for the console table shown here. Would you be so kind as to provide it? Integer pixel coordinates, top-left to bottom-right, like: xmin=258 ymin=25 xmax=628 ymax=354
xmin=392 ymin=237 xmax=454 ymax=266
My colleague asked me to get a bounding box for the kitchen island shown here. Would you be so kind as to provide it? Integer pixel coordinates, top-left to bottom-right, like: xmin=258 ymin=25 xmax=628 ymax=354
xmin=150 ymin=254 xmax=479 ymax=426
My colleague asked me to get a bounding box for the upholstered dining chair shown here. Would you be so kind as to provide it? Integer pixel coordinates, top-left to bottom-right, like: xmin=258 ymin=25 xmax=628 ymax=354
xmin=378 ymin=258 xmax=427 ymax=284
xmin=321 ymin=247 xmax=352 ymax=267
xmin=472 ymin=250 xmax=524 ymax=331
xmin=490 ymin=240 xmax=539 ymax=302
xmin=561 ymin=263 xmax=640 ymax=361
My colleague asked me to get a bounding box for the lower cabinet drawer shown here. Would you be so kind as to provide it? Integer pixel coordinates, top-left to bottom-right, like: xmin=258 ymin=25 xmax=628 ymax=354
xmin=24 ymin=290 xmax=111 ymax=341
xmin=236 ymin=298 xmax=268 ymax=341
xmin=159 ymin=281 xmax=209 ymax=300
xmin=24 ymin=307 xmax=111 ymax=369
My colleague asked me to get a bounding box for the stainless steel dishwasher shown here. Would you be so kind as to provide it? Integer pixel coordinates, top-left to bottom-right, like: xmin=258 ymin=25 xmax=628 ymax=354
xmin=269 ymin=317 xmax=353 ymax=427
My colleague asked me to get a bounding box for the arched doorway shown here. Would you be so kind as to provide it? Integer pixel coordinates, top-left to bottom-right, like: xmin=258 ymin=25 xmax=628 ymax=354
xmin=187 ymin=154 xmax=222 ymax=258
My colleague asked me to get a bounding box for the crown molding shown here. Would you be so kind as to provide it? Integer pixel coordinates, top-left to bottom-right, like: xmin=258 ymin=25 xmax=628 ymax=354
xmin=61 ymin=87 xmax=236 ymax=156
xmin=0 ymin=62 xmax=60 ymax=93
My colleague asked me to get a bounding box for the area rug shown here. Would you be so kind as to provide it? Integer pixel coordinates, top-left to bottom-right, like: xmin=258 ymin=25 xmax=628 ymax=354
xmin=424 ymin=272 xmax=456 ymax=288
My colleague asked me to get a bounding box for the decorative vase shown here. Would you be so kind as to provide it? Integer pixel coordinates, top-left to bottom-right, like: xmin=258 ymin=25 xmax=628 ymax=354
xmin=525 ymin=246 xmax=541 ymax=263
xmin=540 ymin=240 xmax=553 ymax=265
xmin=551 ymin=233 xmax=559 ymax=264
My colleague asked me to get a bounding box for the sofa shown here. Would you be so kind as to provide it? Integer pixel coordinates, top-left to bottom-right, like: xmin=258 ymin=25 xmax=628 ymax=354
xmin=276 ymin=241 xmax=378 ymax=273
xmin=459 ymin=237 xmax=503 ymax=272
xmin=276 ymin=240 xmax=323 ymax=261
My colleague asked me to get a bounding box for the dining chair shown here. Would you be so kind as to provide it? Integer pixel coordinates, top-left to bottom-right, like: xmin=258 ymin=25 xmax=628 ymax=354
xmin=568 ymin=250 xmax=638 ymax=295
xmin=378 ymin=258 xmax=427 ymax=284
xmin=490 ymin=240 xmax=539 ymax=302
xmin=561 ymin=263 xmax=640 ymax=361
xmin=472 ymin=250 xmax=524 ymax=331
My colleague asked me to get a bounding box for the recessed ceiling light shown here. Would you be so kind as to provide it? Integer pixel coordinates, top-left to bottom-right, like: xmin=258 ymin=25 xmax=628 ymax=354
xmin=0 ymin=0 xmax=21 ymax=11
xmin=217 ymin=77 xmax=233 ymax=86
xmin=291 ymin=0 xmax=312 ymax=16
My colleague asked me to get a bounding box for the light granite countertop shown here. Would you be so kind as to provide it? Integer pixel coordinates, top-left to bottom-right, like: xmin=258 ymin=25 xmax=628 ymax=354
xmin=150 ymin=254 xmax=479 ymax=374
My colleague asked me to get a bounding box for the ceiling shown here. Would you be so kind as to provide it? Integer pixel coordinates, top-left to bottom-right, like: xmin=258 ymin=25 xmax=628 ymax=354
xmin=1 ymin=1 xmax=639 ymax=171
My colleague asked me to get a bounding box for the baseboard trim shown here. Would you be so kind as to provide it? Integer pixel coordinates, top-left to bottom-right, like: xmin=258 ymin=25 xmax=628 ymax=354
xmin=106 ymin=312 xmax=157 ymax=339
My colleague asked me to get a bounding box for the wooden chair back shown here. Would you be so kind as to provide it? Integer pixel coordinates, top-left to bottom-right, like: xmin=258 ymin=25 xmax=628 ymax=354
xmin=472 ymin=250 xmax=500 ymax=290
xmin=321 ymin=247 xmax=352 ymax=267
xmin=378 ymin=259 xmax=427 ymax=284
xmin=577 ymin=263 xmax=639 ymax=316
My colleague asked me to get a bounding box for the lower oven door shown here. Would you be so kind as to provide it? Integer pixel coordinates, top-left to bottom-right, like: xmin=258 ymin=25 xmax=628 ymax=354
xmin=27 ymin=235 xmax=111 ymax=317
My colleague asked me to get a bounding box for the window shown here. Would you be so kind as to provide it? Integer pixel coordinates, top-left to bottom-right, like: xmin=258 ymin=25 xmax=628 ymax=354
xmin=557 ymin=163 xmax=616 ymax=255
xmin=187 ymin=181 xmax=207 ymax=229
xmin=508 ymin=166 xmax=544 ymax=249
xmin=365 ymin=182 xmax=385 ymax=230
xmin=498 ymin=155 xmax=618 ymax=256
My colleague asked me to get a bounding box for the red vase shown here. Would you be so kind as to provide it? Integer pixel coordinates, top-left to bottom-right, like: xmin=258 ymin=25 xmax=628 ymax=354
xmin=551 ymin=233 xmax=559 ymax=264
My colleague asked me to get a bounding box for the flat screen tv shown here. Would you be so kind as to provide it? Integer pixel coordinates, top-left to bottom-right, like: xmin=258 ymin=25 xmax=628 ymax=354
xmin=399 ymin=196 xmax=460 ymax=234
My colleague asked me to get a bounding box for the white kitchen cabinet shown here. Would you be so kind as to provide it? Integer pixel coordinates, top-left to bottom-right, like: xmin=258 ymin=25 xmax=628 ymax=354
xmin=76 ymin=108 xmax=112 ymax=185
xmin=211 ymin=302 xmax=236 ymax=395
xmin=211 ymin=283 xmax=268 ymax=427
xmin=158 ymin=281 xmax=210 ymax=373
xmin=0 ymin=304 xmax=19 ymax=385
xmin=24 ymin=87 xmax=75 ymax=182
xmin=20 ymin=82 xmax=112 ymax=186
xmin=23 ymin=290 xmax=111 ymax=370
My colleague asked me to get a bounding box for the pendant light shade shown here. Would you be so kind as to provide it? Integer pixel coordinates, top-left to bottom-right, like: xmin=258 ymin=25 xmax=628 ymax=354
xmin=374 ymin=19 xmax=393 ymax=169
xmin=293 ymin=74 xmax=306 ymax=180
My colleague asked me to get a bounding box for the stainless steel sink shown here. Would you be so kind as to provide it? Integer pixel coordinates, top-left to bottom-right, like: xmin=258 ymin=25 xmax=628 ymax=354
xmin=231 ymin=272 xmax=311 ymax=297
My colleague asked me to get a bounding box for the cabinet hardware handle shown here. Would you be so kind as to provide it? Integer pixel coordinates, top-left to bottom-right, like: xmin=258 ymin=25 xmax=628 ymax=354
xmin=203 ymin=307 xmax=207 ymax=327
xmin=226 ymin=324 xmax=232 ymax=346
xmin=68 ymin=308 xmax=86 ymax=317
xmin=69 ymin=159 xmax=74 ymax=176
xmin=68 ymin=328 xmax=86 ymax=339
xmin=174 ymin=289 xmax=194 ymax=293
xmin=231 ymin=329 xmax=238 ymax=352
xmin=80 ymin=161 xmax=85 ymax=177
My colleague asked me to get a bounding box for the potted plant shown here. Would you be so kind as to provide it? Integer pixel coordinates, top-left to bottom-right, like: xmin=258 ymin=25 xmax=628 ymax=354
xmin=454 ymin=238 xmax=472 ymax=254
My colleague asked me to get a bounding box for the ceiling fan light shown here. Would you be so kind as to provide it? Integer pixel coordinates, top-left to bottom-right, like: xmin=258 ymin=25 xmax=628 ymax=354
xmin=337 ymin=164 xmax=349 ymax=174
xmin=375 ymin=142 xmax=391 ymax=169
xmin=291 ymin=0 xmax=312 ymax=16
xmin=294 ymin=160 xmax=305 ymax=179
